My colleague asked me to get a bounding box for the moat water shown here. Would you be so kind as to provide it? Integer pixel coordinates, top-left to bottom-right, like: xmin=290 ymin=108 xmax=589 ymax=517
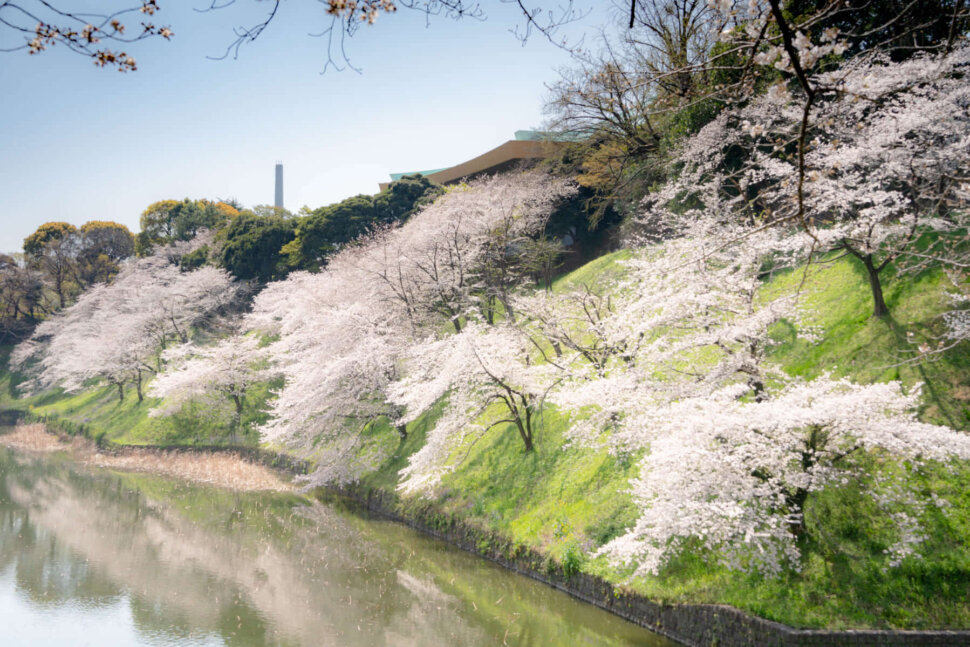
xmin=0 ymin=442 xmax=672 ymax=646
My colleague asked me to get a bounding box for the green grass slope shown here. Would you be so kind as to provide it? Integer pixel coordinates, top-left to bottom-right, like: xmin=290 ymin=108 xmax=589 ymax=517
xmin=353 ymin=252 xmax=970 ymax=630
xmin=0 ymin=346 xmax=273 ymax=447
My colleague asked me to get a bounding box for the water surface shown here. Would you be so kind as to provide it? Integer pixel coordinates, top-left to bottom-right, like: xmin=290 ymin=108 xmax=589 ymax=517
xmin=0 ymin=443 xmax=672 ymax=646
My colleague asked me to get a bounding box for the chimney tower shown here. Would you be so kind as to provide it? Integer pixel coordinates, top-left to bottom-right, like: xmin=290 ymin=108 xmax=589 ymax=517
xmin=274 ymin=162 xmax=284 ymax=210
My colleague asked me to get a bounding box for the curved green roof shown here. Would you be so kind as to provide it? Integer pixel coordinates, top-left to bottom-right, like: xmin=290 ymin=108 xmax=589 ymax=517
xmin=388 ymin=168 xmax=450 ymax=182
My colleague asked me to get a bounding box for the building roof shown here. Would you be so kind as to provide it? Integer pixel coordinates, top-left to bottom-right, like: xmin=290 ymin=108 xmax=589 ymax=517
xmin=380 ymin=130 xmax=577 ymax=191
xmin=388 ymin=168 xmax=450 ymax=182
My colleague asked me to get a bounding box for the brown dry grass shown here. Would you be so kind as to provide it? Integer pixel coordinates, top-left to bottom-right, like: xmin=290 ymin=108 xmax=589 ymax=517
xmin=0 ymin=424 xmax=293 ymax=492
xmin=0 ymin=423 xmax=77 ymax=452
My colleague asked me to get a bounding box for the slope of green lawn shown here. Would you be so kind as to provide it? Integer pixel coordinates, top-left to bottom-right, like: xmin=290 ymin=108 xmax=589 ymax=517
xmin=354 ymin=252 xmax=970 ymax=629
xmin=0 ymin=345 xmax=274 ymax=447
xmin=765 ymin=259 xmax=970 ymax=430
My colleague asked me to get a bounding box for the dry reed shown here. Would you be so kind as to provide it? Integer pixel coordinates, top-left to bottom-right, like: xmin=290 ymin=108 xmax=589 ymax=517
xmin=0 ymin=424 xmax=292 ymax=492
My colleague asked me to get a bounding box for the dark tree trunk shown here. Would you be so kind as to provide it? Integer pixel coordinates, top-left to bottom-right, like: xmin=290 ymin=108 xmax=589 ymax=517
xmin=484 ymin=295 xmax=495 ymax=325
xmin=396 ymin=424 xmax=408 ymax=440
xmin=116 ymin=382 xmax=124 ymax=403
xmin=513 ymin=394 xmax=535 ymax=452
xmin=501 ymin=296 xmax=515 ymax=324
xmin=843 ymin=241 xmax=890 ymax=319
xmin=513 ymin=416 xmax=534 ymax=452
xmin=787 ymin=486 xmax=809 ymax=538
xmin=861 ymin=254 xmax=889 ymax=318
xmin=135 ymin=371 xmax=144 ymax=403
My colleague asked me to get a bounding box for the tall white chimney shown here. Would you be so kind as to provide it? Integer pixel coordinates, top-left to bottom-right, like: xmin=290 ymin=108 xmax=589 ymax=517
xmin=274 ymin=162 xmax=283 ymax=210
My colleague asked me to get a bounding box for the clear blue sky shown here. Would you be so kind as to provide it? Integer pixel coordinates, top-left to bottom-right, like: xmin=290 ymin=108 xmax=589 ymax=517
xmin=0 ymin=1 xmax=605 ymax=253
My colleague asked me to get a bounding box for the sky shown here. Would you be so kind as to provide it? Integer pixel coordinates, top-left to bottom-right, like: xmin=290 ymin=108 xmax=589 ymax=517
xmin=0 ymin=1 xmax=609 ymax=254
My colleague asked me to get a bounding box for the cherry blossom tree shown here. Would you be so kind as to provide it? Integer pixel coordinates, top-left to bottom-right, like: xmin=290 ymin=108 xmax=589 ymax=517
xmin=515 ymin=282 xmax=640 ymax=375
xmin=148 ymin=335 xmax=277 ymax=440
xmin=537 ymin=212 xmax=807 ymax=435
xmin=11 ymin=240 xmax=237 ymax=402
xmin=945 ymin=310 xmax=969 ymax=349
xmin=239 ymin=171 xmax=575 ymax=485
xmin=631 ymin=43 xmax=970 ymax=318
xmin=533 ymin=214 xmax=970 ymax=577
xmin=11 ymin=281 xmax=154 ymax=401
xmin=388 ymin=320 xmax=559 ymax=494
xmin=355 ymin=171 xmax=577 ymax=332
xmin=0 ymin=1 xmax=172 ymax=71
xmin=595 ymin=378 xmax=970 ymax=577
xmin=778 ymin=46 xmax=969 ymax=317
xmin=244 ymin=261 xmax=412 ymax=484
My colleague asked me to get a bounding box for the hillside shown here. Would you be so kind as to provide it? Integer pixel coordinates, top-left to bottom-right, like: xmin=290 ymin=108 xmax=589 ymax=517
xmin=4 ymin=247 xmax=969 ymax=629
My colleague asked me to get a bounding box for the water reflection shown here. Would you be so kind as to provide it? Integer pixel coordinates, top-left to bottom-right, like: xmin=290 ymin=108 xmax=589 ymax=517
xmin=0 ymin=445 xmax=671 ymax=646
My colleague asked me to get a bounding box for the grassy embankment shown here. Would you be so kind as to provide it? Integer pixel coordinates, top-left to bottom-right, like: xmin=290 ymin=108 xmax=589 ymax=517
xmin=353 ymin=251 xmax=970 ymax=630
xmin=0 ymin=344 xmax=276 ymax=447
xmin=2 ymin=249 xmax=969 ymax=629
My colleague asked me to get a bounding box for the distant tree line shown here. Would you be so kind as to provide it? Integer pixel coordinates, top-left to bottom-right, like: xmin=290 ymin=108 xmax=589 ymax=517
xmin=221 ymin=173 xmax=444 ymax=282
xmin=1 ymin=220 xmax=135 ymax=342
xmin=0 ymin=175 xmax=444 ymax=342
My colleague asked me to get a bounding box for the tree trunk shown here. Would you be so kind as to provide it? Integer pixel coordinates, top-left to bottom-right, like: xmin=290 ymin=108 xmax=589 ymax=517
xmin=514 ymin=395 xmax=535 ymax=452
xmin=501 ymin=296 xmax=516 ymax=324
xmin=116 ymin=382 xmax=124 ymax=403
xmin=513 ymin=417 xmax=534 ymax=452
xmin=396 ymin=424 xmax=408 ymax=440
xmin=861 ymin=254 xmax=889 ymax=318
xmin=551 ymin=340 xmax=563 ymax=358
xmin=787 ymin=486 xmax=809 ymax=538
xmin=228 ymin=394 xmax=244 ymax=445
xmin=135 ymin=371 xmax=144 ymax=403
xmin=843 ymin=241 xmax=890 ymax=319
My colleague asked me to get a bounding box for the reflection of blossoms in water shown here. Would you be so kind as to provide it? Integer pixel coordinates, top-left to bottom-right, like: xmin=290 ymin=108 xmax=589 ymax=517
xmin=0 ymin=450 xmax=662 ymax=647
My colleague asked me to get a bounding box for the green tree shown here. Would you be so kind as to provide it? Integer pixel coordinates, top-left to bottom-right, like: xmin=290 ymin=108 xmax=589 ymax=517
xmin=220 ymin=212 xmax=295 ymax=282
xmin=250 ymin=204 xmax=294 ymax=219
xmin=372 ymin=174 xmax=443 ymax=223
xmin=77 ymin=221 xmax=135 ymax=284
xmin=286 ymin=176 xmax=442 ymax=270
xmin=136 ymin=199 xmax=179 ymax=255
xmin=23 ymin=221 xmax=78 ymax=256
xmin=178 ymin=245 xmax=210 ymax=271
xmin=136 ymin=198 xmax=237 ymax=255
xmin=23 ymin=222 xmax=81 ymax=309
xmin=286 ymin=195 xmax=375 ymax=270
